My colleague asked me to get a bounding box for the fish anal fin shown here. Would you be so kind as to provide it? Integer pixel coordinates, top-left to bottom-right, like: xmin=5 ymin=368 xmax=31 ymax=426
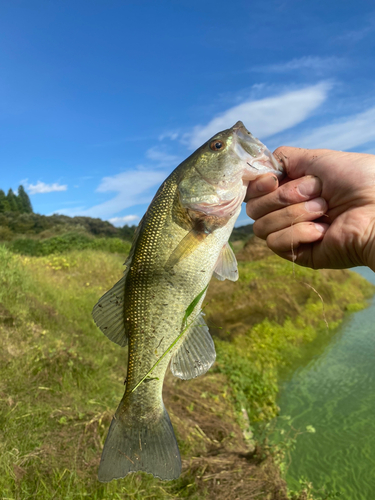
xmin=170 ymin=313 xmax=216 ymax=380
xmin=213 ymin=242 xmax=239 ymax=282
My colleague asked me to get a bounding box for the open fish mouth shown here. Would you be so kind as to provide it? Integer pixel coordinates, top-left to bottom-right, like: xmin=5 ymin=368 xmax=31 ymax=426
xmin=233 ymin=121 xmax=284 ymax=181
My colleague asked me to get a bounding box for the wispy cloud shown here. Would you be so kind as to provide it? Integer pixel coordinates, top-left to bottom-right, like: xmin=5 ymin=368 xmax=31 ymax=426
xmin=77 ymin=167 xmax=169 ymax=218
xmin=25 ymin=181 xmax=67 ymax=194
xmin=185 ymin=82 xmax=331 ymax=149
xmin=145 ymin=147 xmax=180 ymax=166
xmin=55 ymin=142 xmax=182 ymax=219
xmin=335 ymin=21 xmax=375 ymax=43
xmin=254 ymin=56 xmax=345 ymax=73
xmin=286 ymin=106 xmax=375 ymax=151
xmin=158 ymin=131 xmax=179 ymax=141
xmin=108 ymin=215 xmax=140 ymax=227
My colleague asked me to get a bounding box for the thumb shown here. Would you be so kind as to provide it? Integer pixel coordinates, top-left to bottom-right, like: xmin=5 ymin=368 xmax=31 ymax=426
xmin=273 ymin=146 xmax=331 ymax=180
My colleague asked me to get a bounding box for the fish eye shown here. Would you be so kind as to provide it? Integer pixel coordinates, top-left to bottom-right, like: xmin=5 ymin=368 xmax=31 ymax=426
xmin=210 ymin=140 xmax=225 ymax=151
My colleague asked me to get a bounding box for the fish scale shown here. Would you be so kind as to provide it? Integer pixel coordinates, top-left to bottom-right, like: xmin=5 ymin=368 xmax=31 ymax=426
xmin=92 ymin=121 xmax=284 ymax=481
xmin=123 ymin=171 xmax=221 ymax=411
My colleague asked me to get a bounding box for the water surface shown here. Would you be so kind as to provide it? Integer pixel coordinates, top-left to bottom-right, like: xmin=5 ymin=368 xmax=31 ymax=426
xmin=277 ymin=268 xmax=375 ymax=499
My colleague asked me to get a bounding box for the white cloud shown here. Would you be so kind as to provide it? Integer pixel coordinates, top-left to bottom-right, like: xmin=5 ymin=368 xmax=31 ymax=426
xmin=54 ymin=143 xmax=180 ymax=219
xmin=145 ymin=147 xmax=180 ymax=166
xmin=286 ymin=106 xmax=375 ymax=151
xmin=25 ymin=181 xmax=67 ymax=194
xmin=254 ymin=56 xmax=345 ymax=73
xmin=79 ymin=167 xmax=169 ymax=218
xmin=108 ymin=215 xmax=140 ymax=227
xmin=158 ymin=131 xmax=179 ymax=141
xmin=335 ymin=24 xmax=374 ymax=43
xmin=186 ymin=82 xmax=331 ymax=149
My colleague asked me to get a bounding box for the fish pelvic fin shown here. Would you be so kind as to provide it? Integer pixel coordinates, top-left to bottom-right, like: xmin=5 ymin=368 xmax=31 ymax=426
xmin=98 ymin=404 xmax=181 ymax=482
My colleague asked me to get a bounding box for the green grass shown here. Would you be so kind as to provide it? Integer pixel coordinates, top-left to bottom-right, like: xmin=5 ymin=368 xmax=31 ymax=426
xmin=7 ymin=232 xmax=132 ymax=256
xmin=0 ymin=245 xmax=373 ymax=499
xmin=0 ymin=247 xmax=204 ymax=499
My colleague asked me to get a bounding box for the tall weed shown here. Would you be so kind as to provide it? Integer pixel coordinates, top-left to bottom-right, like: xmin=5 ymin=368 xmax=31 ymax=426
xmin=0 ymin=245 xmax=27 ymax=308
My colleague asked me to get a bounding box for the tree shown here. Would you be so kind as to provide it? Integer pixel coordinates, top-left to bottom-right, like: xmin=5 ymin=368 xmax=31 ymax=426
xmin=6 ymin=189 xmax=19 ymax=212
xmin=17 ymin=185 xmax=33 ymax=213
xmin=0 ymin=190 xmax=11 ymax=212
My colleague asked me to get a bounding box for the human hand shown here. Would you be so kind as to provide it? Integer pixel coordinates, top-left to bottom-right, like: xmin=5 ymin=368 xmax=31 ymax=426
xmin=245 ymin=147 xmax=375 ymax=271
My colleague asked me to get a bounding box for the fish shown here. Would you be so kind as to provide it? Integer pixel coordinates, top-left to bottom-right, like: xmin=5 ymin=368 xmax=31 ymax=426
xmin=92 ymin=121 xmax=284 ymax=482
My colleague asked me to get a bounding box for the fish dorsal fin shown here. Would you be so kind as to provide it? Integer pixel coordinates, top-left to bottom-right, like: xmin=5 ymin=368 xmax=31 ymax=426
xmin=170 ymin=313 xmax=216 ymax=380
xmin=92 ymin=275 xmax=128 ymax=347
xmin=165 ymin=229 xmax=207 ymax=270
xmin=92 ymin=216 xmax=145 ymax=347
xmin=213 ymin=242 xmax=239 ymax=282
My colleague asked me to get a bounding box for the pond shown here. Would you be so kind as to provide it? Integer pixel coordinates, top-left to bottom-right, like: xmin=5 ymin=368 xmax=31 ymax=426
xmin=277 ymin=267 xmax=375 ymax=499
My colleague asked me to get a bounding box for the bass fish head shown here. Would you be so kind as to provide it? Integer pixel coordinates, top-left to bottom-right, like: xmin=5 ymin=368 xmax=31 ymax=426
xmin=179 ymin=121 xmax=284 ymax=218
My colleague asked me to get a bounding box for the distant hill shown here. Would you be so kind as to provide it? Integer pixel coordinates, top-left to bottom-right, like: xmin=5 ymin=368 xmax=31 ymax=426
xmin=230 ymin=223 xmax=254 ymax=242
xmin=0 ymin=212 xmax=137 ymax=241
xmin=0 ymin=210 xmax=253 ymax=243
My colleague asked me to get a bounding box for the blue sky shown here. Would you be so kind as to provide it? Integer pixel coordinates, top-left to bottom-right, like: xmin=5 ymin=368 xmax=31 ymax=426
xmin=1 ymin=0 xmax=375 ymax=227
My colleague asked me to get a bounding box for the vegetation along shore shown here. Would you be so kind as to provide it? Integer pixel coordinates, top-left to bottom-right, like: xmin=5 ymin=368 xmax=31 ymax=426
xmin=1 ymin=210 xmax=373 ymax=499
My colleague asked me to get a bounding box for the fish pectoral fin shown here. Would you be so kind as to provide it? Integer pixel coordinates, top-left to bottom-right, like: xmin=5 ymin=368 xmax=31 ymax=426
xmin=213 ymin=242 xmax=239 ymax=282
xmin=170 ymin=312 xmax=216 ymax=380
xmin=165 ymin=229 xmax=207 ymax=270
xmin=92 ymin=275 xmax=128 ymax=347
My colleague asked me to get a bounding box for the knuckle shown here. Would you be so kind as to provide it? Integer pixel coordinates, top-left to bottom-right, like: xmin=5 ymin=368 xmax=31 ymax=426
xmin=246 ymin=201 xmax=256 ymax=219
xmin=253 ymin=220 xmax=267 ymax=239
xmin=276 ymin=187 xmax=292 ymax=206
xmin=284 ymin=205 xmax=296 ymax=219
xmin=266 ymin=233 xmax=278 ymax=251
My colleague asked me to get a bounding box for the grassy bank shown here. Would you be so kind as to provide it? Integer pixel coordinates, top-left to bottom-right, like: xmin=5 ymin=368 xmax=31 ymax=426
xmin=0 ymin=241 xmax=373 ymax=499
xmin=205 ymin=250 xmax=373 ymax=423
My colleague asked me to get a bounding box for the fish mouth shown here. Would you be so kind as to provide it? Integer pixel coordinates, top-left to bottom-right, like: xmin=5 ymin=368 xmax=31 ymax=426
xmin=232 ymin=121 xmax=284 ymax=181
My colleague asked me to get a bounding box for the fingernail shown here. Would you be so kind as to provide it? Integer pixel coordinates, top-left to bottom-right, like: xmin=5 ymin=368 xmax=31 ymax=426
xmin=256 ymin=175 xmax=278 ymax=193
xmin=305 ymin=197 xmax=326 ymax=213
xmin=314 ymin=223 xmax=327 ymax=233
xmin=297 ymin=176 xmax=321 ymax=197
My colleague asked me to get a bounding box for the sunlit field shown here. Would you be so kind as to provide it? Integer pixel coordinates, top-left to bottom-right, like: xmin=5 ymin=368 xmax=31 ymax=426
xmin=1 ymin=242 xmax=373 ymax=499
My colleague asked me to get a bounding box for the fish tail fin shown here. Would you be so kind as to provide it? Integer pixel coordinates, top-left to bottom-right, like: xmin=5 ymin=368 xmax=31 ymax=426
xmin=98 ymin=403 xmax=181 ymax=482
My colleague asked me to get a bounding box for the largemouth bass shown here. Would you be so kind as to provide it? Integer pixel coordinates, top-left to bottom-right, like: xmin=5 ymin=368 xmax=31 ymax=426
xmin=92 ymin=121 xmax=283 ymax=482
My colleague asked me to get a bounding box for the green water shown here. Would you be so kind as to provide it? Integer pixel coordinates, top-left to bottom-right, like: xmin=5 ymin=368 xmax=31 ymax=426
xmin=277 ymin=268 xmax=375 ymax=499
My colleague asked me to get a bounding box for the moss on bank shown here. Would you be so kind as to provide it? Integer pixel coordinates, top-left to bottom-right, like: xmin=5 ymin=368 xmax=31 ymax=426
xmin=0 ymin=242 xmax=373 ymax=499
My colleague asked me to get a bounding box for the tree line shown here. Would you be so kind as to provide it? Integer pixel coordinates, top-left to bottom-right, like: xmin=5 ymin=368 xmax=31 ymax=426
xmin=0 ymin=186 xmax=33 ymax=214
